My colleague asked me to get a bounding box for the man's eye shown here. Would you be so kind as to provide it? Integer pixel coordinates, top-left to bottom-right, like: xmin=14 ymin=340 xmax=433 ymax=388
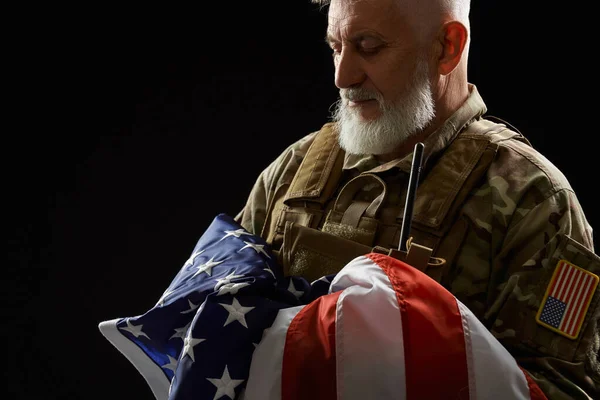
xmin=358 ymin=38 xmax=382 ymax=54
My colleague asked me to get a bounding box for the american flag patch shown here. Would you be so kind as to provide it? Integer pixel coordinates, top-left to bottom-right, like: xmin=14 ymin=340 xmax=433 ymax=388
xmin=536 ymin=259 xmax=599 ymax=339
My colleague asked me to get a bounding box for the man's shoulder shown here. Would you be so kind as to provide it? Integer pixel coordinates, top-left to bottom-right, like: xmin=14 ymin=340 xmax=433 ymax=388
xmin=279 ymin=124 xmax=329 ymax=156
xmin=257 ymin=123 xmax=330 ymax=187
xmin=271 ymin=122 xmax=338 ymax=165
xmin=471 ymin=118 xmax=575 ymax=196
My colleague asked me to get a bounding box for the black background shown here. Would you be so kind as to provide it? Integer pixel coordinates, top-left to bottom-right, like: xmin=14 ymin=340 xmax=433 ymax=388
xmin=7 ymin=2 xmax=597 ymax=399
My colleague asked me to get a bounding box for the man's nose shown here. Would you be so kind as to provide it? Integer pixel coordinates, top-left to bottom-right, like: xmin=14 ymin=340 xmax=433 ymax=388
xmin=334 ymin=48 xmax=365 ymax=89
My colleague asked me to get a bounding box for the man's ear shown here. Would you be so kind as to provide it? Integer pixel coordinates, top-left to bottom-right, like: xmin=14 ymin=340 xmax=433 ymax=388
xmin=437 ymin=21 xmax=468 ymax=75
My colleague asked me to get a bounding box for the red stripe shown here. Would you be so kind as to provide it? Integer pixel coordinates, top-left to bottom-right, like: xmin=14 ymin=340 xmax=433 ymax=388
xmin=548 ymin=262 xmax=566 ymax=296
xmin=556 ymin=265 xmax=576 ymax=300
xmin=560 ymin=271 xmax=585 ymax=334
xmin=368 ymin=253 xmax=470 ymax=399
xmin=566 ymin=276 xmax=592 ymax=336
xmin=281 ymin=291 xmax=341 ymax=400
xmin=519 ymin=367 xmax=548 ymax=400
xmin=559 ymin=269 xmax=583 ymax=332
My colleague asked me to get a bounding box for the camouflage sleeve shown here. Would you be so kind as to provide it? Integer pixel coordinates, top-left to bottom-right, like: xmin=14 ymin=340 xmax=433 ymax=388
xmin=235 ymin=131 xmax=319 ymax=237
xmin=234 ymin=167 xmax=271 ymax=236
xmin=486 ymin=187 xmax=599 ymax=399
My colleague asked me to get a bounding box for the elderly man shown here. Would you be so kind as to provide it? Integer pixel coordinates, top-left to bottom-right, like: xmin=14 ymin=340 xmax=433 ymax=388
xmin=236 ymin=0 xmax=599 ymax=398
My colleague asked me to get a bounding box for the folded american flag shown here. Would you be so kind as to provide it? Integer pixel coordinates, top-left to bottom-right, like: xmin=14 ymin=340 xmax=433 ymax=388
xmin=99 ymin=213 xmax=546 ymax=400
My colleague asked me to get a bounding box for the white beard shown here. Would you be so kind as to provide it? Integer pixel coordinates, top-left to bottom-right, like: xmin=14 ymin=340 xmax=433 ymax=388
xmin=332 ymin=58 xmax=435 ymax=155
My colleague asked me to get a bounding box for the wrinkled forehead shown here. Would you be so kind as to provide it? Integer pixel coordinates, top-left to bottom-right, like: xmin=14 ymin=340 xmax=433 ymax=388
xmin=327 ymin=0 xmax=446 ymax=45
xmin=328 ymin=0 xmax=402 ymax=22
xmin=327 ymin=0 xmax=409 ymax=36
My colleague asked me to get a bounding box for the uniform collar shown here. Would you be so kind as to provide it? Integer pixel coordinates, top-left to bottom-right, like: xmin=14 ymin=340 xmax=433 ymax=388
xmin=342 ymin=84 xmax=487 ymax=174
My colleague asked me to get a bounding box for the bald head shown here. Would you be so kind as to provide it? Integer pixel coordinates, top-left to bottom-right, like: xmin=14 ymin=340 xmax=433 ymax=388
xmin=314 ymin=0 xmax=470 ymax=43
xmin=312 ymin=0 xmax=469 ymax=17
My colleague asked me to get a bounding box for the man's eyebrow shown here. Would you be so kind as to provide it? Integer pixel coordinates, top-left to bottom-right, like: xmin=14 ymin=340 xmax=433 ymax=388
xmin=325 ymin=33 xmax=337 ymax=45
xmin=325 ymin=31 xmax=383 ymax=45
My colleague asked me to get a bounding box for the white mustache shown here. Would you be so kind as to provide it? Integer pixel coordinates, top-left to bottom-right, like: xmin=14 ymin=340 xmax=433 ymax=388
xmin=341 ymin=88 xmax=381 ymax=103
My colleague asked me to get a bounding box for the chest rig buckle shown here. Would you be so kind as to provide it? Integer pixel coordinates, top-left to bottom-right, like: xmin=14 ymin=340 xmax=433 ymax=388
xmin=322 ymin=142 xmax=446 ymax=275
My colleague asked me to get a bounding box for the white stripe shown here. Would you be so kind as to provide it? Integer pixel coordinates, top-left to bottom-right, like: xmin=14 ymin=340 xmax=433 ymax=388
xmin=559 ymin=268 xmax=583 ymax=330
xmin=243 ymin=306 xmax=305 ymax=400
xmin=557 ymin=264 xmax=576 ymax=300
xmin=331 ymin=256 xmax=407 ymax=400
xmin=550 ymin=261 xmax=568 ymax=297
xmin=565 ymin=274 xmax=592 ymax=336
xmin=460 ymin=300 xmax=478 ymax=398
xmin=98 ymin=319 xmax=170 ymax=400
xmin=457 ymin=302 xmax=532 ymax=399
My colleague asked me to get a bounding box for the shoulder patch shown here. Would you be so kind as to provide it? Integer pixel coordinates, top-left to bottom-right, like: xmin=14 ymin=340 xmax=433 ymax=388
xmin=536 ymin=259 xmax=599 ymax=339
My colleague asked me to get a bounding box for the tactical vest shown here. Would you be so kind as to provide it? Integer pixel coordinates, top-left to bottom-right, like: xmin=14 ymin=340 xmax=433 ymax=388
xmin=261 ymin=118 xmax=531 ymax=285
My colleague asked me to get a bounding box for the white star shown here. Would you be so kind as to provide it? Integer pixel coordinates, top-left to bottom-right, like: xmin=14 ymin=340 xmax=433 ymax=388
xmin=161 ymin=354 xmax=179 ymax=373
xmin=181 ymin=331 xmax=205 ymax=362
xmin=156 ymin=288 xmax=176 ymax=307
xmin=120 ymin=319 xmax=150 ymax=339
xmin=220 ymin=229 xmax=252 ymax=240
xmin=239 ymin=241 xmax=271 ymax=259
xmin=217 ymin=281 xmax=251 ymax=296
xmin=214 ymin=271 xmax=246 ymax=291
xmin=170 ymin=321 xmax=191 ymax=340
xmin=206 ymin=365 xmax=244 ymax=400
xmin=219 ymin=298 xmax=255 ymax=328
xmin=192 ymin=256 xmax=224 ymax=278
xmin=287 ymin=280 xmax=304 ymax=299
xmin=180 ymin=299 xmax=200 ymax=314
xmin=183 ymin=250 xmax=205 ymax=268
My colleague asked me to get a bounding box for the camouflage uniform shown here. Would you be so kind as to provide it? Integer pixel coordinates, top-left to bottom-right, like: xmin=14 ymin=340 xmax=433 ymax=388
xmin=235 ymin=85 xmax=599 ymax=399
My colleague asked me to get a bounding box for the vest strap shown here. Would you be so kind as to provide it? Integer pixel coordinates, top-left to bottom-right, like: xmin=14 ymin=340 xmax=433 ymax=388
xmin=284 ymin=123 xmax=344 ymax=204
